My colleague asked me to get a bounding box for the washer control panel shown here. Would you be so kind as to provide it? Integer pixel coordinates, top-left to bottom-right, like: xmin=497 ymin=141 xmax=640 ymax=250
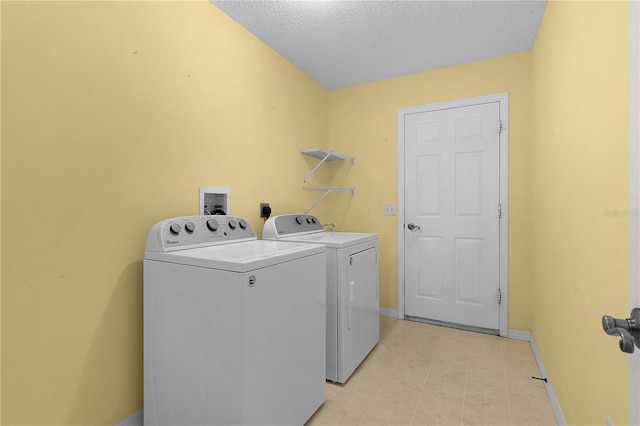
xmin=146 ymin=215 xmax=256 ymax=252
xmin=263 ymin=214 xmax=324 ymax=238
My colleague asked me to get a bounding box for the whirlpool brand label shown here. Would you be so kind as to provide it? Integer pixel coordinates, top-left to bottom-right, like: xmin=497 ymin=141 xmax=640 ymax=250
xmin=165 ymin=240 xmax=179 ymax=245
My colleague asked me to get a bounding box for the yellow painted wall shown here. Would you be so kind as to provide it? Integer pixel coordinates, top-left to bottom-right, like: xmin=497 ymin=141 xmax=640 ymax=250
xmin=1 ymin=1 xmax=327 ymax=424
xmin=327 ymin=53 xmax=534 ymax=330
xmin=530 ymin=1 xmax=630 ymax=424
xmin=1 ymin=0 xmax=633 ymax=425
xmin=0 ymin=0 xmax=3 ymax=422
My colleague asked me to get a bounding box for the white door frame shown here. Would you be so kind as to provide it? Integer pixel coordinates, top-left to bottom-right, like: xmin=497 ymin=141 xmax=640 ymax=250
xmin=397 ymin=92 xmax=509 ymax=337
xmin=629 ymin=1 xmax=639 ymax=424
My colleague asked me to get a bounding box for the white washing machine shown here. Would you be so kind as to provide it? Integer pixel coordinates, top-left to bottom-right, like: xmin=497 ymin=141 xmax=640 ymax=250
xmin=144 ymin=215 xmax=326 ymax=426
xmin=263 ymin=214 xmax=379 ymax=383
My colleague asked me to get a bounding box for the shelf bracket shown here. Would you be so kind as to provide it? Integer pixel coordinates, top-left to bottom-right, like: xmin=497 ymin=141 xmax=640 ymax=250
xmin=303 ymin=186 xmax=356 ymax=214
xmin=301 ymin=149 xmax=355 ymax=183
xmin=303 ymin=151 xmax=334 ymax=183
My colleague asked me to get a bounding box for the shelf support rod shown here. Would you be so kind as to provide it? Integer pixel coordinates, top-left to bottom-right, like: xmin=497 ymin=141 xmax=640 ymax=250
xmin=303 ymin=187 xmax=355 ymax=214
xmin=303 ymin=151 xmax=334 ymax=183
xmin=304 ymin=189 xmax=333 ymax=214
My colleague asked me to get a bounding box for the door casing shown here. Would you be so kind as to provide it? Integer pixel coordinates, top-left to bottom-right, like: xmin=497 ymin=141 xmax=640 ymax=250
xmin=397 ymin=92 xmax=509 ymax=337
xmin=629 ymin=2 xmax=639 ymax=424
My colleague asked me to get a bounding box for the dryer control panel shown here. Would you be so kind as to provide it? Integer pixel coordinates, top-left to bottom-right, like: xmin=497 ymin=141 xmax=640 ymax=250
xmin=263 ymin=214 xmax=324 ymax=238
xmin=146 ymin=215 xmax=256 ymax=252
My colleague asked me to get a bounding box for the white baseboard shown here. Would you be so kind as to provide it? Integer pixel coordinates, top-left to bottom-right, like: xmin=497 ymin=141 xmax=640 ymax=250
xmin=508 ymin=329 xmax=567 ymax=426
xmin=507 ymin=328 xmax=532 ymax=341
xmin=379 ymin=308 xmax=398 ymax=318
xmin=116 ymin=409 xmax=142 ymax=426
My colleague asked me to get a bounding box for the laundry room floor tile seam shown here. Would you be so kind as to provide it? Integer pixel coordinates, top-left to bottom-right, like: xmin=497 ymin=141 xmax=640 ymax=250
xmin=306 ymin=317 xmax=558 ymax=426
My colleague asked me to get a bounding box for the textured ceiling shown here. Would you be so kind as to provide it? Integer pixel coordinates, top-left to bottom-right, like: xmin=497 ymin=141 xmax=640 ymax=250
xmin=211 ymin=0 xmax=547 ymax=90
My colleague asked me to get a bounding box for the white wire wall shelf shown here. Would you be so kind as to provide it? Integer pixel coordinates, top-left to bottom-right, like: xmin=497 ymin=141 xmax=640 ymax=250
xmin=301 ymin=149 xmax=355 ymax=214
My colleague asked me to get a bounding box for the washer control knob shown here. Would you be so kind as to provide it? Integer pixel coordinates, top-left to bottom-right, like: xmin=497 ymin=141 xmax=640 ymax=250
xmin=311 ymin=217 xmax=317 ymax=224
xmin=169 ymin=223 xmax=181 ymax=235
xmin=185 ymin=222 xmax=196 ymax=233
xmin=306 ymin=217 xmax=312 ymax=223
xmin=228 ymin=219 xmax=237 ymax=230
xmin=295 ymin=216 xmax=303 ymax=225
xmin=206 ymin=219 xmax=219 ymax=232
xmin=238 ymin=220 xmax=247 ymax=229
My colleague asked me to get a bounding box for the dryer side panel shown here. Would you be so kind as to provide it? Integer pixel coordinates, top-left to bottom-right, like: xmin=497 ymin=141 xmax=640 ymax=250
xmin=325 ymin=249 xmax=340 ymax=383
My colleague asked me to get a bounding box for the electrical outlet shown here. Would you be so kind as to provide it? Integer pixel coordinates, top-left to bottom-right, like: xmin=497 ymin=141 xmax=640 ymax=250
xmin=260 ymin=203 xmax=271 ymax=218
xmin=384 ymin=203 xmax=396 ymax=216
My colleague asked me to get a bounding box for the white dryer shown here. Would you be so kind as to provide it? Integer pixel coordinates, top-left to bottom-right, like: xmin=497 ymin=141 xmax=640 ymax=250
xmin=263 ymin=214 xmax=379 ymax=383
xmin=144 ymin=215 xmax=326 ymax=426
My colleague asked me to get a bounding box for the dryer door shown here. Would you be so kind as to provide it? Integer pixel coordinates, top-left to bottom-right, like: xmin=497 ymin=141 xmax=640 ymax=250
xmin=347 ymin=247 xmax=379 ymax=330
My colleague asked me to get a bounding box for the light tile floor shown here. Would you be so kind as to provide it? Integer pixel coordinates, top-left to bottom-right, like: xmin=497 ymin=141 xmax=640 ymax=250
xmin=307 ymin=316 xmax=557 ymax=426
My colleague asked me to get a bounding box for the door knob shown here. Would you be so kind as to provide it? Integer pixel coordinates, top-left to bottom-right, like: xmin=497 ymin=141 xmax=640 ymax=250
xmin=602 ymin=308 xmax=640 ymax=353
xmin=407 ymin=223 xmax=421 ymax=231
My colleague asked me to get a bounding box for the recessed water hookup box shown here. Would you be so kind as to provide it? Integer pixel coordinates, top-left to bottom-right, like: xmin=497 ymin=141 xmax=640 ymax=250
xmin=199 ymin=187 xmax=230 ymax=215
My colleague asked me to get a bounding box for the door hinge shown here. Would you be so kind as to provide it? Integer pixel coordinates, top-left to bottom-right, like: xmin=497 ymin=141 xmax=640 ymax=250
xmin=497 ymin=288 xmax=502 ymax=304
xmin=498 ymin=203 xmax=503 ymax=219
xmin=498 ymin=119 xmax=504 ymax=135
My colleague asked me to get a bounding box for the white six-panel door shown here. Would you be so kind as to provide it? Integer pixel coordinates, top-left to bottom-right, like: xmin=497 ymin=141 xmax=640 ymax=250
xmin=402 ymin=100 xmax=503 ymax=331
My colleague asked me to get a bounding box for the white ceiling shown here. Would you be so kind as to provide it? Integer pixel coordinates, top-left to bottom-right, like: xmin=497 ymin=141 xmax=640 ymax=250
xmin=211 ymin=0 xmax=547 ymax=90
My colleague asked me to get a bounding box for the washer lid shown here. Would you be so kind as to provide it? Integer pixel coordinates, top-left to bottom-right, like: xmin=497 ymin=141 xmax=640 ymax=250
xmin=145 ymin=240 xmax=325 ymax=272
xmin=271 ymin=232 xmax=377 ymax=249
